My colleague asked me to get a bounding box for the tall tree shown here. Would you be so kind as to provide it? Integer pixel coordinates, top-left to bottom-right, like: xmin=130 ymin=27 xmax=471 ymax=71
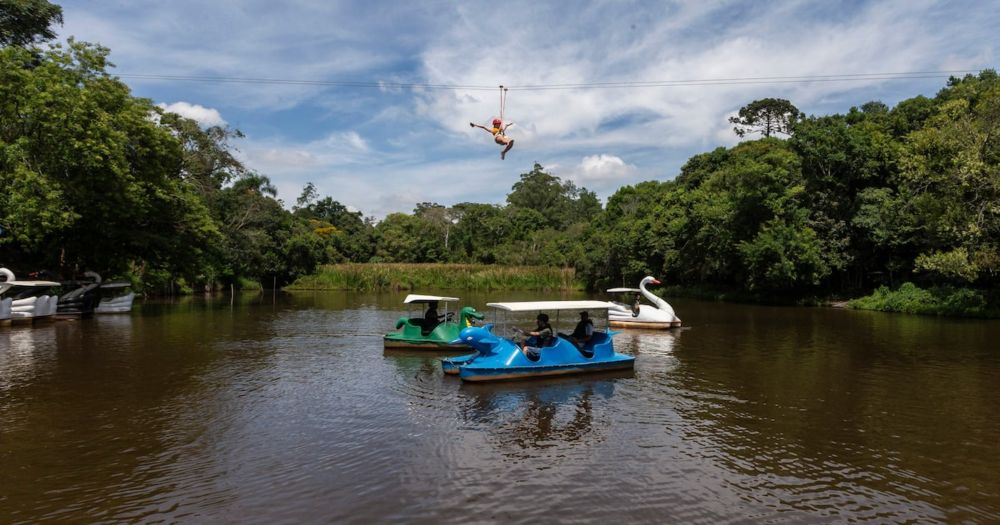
xmin=0 ymin=0 xmax=63 ymax=47
xmin=729 ymin=98 xmax=802 ymax=138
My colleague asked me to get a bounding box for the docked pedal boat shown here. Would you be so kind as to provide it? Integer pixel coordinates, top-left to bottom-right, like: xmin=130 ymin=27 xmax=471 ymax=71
xmin=1 ymin=268 xmax=60 ymax=322
xmin=95 ymin=281 xmax=136 ymax=314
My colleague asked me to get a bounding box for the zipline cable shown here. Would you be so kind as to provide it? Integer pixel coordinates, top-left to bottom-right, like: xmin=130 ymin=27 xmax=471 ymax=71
xmin=114 ymin=69 xmax=986 ymax=92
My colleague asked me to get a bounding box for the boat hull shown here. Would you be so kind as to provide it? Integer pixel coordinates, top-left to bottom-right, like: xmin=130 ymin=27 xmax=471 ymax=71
xmin=383 ymin=339 xmax=470 ymax=350
xmin=441 ymin=353 xmax=478 ymax=374
xmin=459 ymin=358 xmax=634 ymax=382
xmin=53 ymin=311 xmax=93 ymax=320
xmin=448 ymin=326 xmax=636 ymax=382
xmin=609 ymin=319 xmax=680 ymax=330
xmin=95 ymin=305 xmax=132 ymax=314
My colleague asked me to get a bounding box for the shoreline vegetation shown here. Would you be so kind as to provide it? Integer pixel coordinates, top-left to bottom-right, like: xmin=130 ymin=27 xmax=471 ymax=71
xmin=286 ymin=264 xmax=1000 ymax=318
xmin=846 ymin=282 xmax=1000 ymax=318
xmin=286 ymin=264 xmax=579 ymax=291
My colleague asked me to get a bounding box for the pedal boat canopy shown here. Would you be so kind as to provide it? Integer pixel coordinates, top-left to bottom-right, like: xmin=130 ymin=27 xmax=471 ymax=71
xmin=485 ymin=300 xmax=618 ymax=312
xmin=403 ymin=294 xmax=460 ymax=304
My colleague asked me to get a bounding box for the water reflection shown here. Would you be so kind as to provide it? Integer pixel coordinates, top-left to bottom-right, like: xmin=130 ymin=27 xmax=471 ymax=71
xmin=456 ymin=373 xmax=630 ymax=455
xmin=617 ymin=328 xmax=680 ymax=376
xmin=661 ymin=304 xmax=1000 ymax=523
xmin=0 ymin=323 xmax=57 ymax=393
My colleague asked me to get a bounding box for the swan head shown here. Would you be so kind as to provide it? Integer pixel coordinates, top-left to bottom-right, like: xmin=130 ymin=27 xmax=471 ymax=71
xmin=640 ymin=276 xmax=661 ymax=286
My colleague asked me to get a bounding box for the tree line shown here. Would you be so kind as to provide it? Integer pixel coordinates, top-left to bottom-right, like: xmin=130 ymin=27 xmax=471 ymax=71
xmin=2 ymin=1 xmax=998 ymax=300
xmin=582 ymin=76 xmax=1000 ymax=296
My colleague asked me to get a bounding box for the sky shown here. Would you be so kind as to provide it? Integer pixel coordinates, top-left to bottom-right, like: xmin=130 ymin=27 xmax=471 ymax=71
xmin=56 ymin=0 xmax=998 ymax=218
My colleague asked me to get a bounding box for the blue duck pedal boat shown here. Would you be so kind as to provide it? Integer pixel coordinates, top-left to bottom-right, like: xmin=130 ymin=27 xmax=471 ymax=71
xmin=443 ymin=300 xmax=635 ymax=382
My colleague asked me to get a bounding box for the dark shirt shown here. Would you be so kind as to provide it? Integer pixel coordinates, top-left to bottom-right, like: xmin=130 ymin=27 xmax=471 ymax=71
xmin=422 ymin=307 xmax=440 ymax=333
xmin=533 ymin=324 xmax=554 ymax=347
xmin=571 ymin=319 xmax=593 ymax=340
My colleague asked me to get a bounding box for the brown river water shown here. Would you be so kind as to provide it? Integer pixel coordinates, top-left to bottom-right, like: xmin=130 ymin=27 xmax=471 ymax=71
xmin=1 ymin=291 xmax=998 ymax=523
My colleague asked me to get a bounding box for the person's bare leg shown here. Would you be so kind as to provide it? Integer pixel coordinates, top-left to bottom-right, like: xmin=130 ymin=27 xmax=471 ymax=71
xmin=501 ymin=139 xmax=514 ymax=160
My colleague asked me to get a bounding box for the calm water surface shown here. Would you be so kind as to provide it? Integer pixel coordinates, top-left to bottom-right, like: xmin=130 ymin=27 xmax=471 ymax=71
xmin=1 ymin=291 xmax=998 ymax=523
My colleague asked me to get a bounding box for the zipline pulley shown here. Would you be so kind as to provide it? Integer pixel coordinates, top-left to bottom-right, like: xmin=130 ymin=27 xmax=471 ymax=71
xmin=499 ymin=85 xmax=509 ymax=122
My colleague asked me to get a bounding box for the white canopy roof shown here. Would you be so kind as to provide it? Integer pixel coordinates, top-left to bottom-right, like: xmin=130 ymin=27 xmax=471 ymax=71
xmin=403 ymin=294 xmax=460 ymax=304
xmin=486 ymin=300 xmax=616 ymax=312
xmin=5 ymin=280 xmax=61 ymax=287
xmin=607 ymin=288 xmax=641 ymax=293
xmin=100 ymin=281 xmax=132 ymax=289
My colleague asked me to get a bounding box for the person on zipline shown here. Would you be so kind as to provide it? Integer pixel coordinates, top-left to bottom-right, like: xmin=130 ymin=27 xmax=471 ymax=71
xmin=470 ymin=118 xmax=514 ymax=159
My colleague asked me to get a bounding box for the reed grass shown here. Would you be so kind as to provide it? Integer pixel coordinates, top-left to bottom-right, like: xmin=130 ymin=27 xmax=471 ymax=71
xmin=287 ymin=263 xmax=579 ymax=291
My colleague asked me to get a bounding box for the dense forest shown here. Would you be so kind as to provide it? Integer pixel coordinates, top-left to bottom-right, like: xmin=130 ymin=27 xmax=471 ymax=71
xmin=2 ymin=1 xmax=998 ymax=309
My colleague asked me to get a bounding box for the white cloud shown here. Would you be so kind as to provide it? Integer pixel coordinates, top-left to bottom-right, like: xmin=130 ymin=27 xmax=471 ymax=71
xmin=417 ymin=0 xmax=994 ymax=155
xmin=570 ymin=154 xmax=638 ymax=187
xmin=157 ymin=102 xmax=226 ymax=127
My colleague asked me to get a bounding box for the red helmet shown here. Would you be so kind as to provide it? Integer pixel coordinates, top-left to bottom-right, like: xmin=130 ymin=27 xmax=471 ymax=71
xmin=492 ymin=118 xmax=502 ymax=126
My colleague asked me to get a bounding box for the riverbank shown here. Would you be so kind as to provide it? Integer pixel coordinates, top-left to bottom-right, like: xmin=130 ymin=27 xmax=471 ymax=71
xmin=846 ymin=282 xmax=1000 ymax=318
xmin=658 ymin=282 xmax=1000 ymax=318
xmin=286 ymin=263 xmax=580 ymax=291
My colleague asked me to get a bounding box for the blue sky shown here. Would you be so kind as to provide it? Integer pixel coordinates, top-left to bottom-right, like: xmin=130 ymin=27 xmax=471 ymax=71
xmin=58 ymin=0 xmax=997 ymax=217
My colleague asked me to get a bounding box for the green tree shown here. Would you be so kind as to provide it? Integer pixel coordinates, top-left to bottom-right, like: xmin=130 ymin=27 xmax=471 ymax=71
xmin=294 ymin=182 xmax=374 ymax=262
xmin=374 ymin=213 xmax=436 ymax=262
xmin=729 ymin=98 xmax=802 ymax=138
xmin=0 ymin=0 xmax=62 ymax=47
xmin=506 ymin=163 xmax=601 ymax=229
xmin=0 ymin=40 xmax=221 ymax=280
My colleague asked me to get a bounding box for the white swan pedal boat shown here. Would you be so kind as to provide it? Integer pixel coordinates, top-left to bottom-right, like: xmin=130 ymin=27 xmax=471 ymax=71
xmin=0 ymin=268 xmax=60 ymax=323
xmin=607 ymin=276 xmax=681 ymax=329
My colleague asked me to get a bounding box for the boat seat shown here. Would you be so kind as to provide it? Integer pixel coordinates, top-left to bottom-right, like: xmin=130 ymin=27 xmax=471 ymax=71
xmin=581 ymin=332 xmax=610 ymax=356
xmin=420 ymin=319 xmax=440 ymax=336
xmin=557 ymin=332 xmax=598 ymax=358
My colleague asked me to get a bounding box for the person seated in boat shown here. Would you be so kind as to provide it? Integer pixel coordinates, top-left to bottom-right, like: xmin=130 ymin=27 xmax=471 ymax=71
xmin=566 ymin=311 xmax=594 ymax=349
xmin=421 ymin=302 xmax=444 ymax=335
xmin=517 ymin=313 xmax=553 ymax=360
xmin=470 ymin=118 xmax=515 ymax=160
xmin=632 ymin=293 xmax=641 ymax=317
